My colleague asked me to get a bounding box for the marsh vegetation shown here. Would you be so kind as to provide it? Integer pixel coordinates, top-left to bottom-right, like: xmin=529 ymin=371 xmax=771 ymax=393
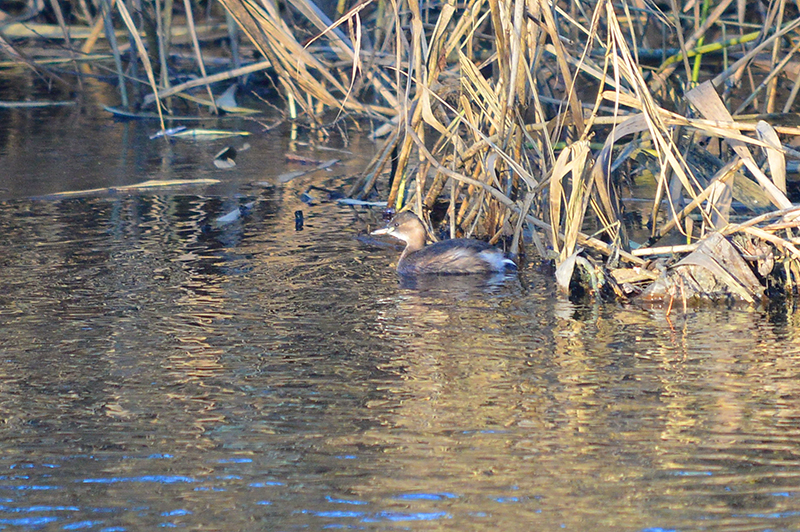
xmin=4 ymin=0 xmax=800 ymax=304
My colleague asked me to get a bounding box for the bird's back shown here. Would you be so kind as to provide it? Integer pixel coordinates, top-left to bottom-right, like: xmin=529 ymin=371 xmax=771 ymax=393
xmin=398 ymin=238 xmax=515 ymax=275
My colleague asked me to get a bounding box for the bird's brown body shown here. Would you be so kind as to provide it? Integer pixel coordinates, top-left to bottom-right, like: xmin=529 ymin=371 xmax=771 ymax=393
xmin=371 ymin=211 xmax=516 ymax=275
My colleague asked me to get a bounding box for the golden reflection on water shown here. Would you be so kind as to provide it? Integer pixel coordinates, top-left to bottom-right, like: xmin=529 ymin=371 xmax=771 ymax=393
xmin=344 ymin=281 xmax=800 ymax=528
xmin=2 ymin=86 xmax=800 ymax=528
xmin=2 ymin=190 xmax=800 ymax=529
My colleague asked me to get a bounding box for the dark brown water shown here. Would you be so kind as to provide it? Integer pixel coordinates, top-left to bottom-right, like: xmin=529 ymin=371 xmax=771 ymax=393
xmin=3 ymin=74 xmax=800 ymax=531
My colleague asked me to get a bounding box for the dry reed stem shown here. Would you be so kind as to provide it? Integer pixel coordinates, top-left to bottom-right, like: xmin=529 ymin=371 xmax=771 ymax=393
xmin=686 ymin=81 xmax=792 ymax=209
xmin=653 ymin=158 xmax=743 ymax=240
xmin=113 ymin=0 xmax=165 ymax=131
xmin=182 ymin=0 xmax=217 ymax=113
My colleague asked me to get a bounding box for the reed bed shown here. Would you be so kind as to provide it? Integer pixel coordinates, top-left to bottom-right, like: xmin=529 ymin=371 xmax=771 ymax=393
xmin=4 ymin=0 xmax=800 ymax=303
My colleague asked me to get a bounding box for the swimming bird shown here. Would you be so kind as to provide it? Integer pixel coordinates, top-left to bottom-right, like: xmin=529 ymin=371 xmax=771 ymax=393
xmin=371 ymin=211 xmax=517 ymax=275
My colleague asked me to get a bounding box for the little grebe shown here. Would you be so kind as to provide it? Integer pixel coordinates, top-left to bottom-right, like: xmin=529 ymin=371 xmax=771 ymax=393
xmin=371 ymin=211 xmax=517 ymax=275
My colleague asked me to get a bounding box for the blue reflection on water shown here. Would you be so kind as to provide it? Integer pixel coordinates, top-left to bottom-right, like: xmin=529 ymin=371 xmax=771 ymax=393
xmin=161 ymin=509 xmax=191 ymax=516
xmin=0 ymin=505 xmax=78 ymax=512
xmin=364 ymin=511 xmax=451 ymax=522
xmin=495 ymin=496 xmax=526 ymax=503
xmin=393 ymin=493 xmax=458 ymax=501
xmin=63 ymin=520 xmax=103 ymax=529
xmin=0 ymin=516 xmax=58 ymax=526
xmin=81 ymin=476 xmax=195 ymax=484
xmin=315 ymin=511 xmax=366 ymax=518
xmin=0 ymin=485 xmax=59 ymax=491
xmin=742 ymin=510 xmax=800 ymax=518
xmin=326 ymin=496 xmax=369 ymax=505
xmin=300 ymin=509 xmax=451 ymax=523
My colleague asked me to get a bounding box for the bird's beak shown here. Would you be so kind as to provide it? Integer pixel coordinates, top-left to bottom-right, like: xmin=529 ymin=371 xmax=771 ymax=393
xmin=371 ymin=226 xmax=392 ymax=236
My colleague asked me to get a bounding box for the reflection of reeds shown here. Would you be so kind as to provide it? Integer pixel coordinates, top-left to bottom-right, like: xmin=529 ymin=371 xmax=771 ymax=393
xmin=5 ymin=0 xmax=800 ymax=299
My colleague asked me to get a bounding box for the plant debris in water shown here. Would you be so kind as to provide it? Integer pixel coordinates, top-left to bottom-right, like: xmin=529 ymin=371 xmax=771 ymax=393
xmin=214 ymin=146 xmax=238 ymax=169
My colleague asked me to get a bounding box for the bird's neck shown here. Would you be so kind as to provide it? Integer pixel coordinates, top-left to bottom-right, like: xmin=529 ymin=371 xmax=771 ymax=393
xmin=402 ymin=234 xmax=426 ymax=254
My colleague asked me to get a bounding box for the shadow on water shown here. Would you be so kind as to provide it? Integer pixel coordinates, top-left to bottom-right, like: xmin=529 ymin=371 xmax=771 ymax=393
xmin=3 ymin=75 xmax=800 ymax=531
xmin=396 ymin=271 xmax=516 ymax=292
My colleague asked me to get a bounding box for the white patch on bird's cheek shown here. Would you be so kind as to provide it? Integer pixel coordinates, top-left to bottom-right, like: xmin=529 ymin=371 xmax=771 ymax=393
xmin=391 ymin=230 xmax=411 ymax=244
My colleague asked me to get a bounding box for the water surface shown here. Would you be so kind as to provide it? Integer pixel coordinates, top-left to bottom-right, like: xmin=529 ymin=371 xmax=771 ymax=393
xmin=2 ymin=76 xmax=800 ymax=531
